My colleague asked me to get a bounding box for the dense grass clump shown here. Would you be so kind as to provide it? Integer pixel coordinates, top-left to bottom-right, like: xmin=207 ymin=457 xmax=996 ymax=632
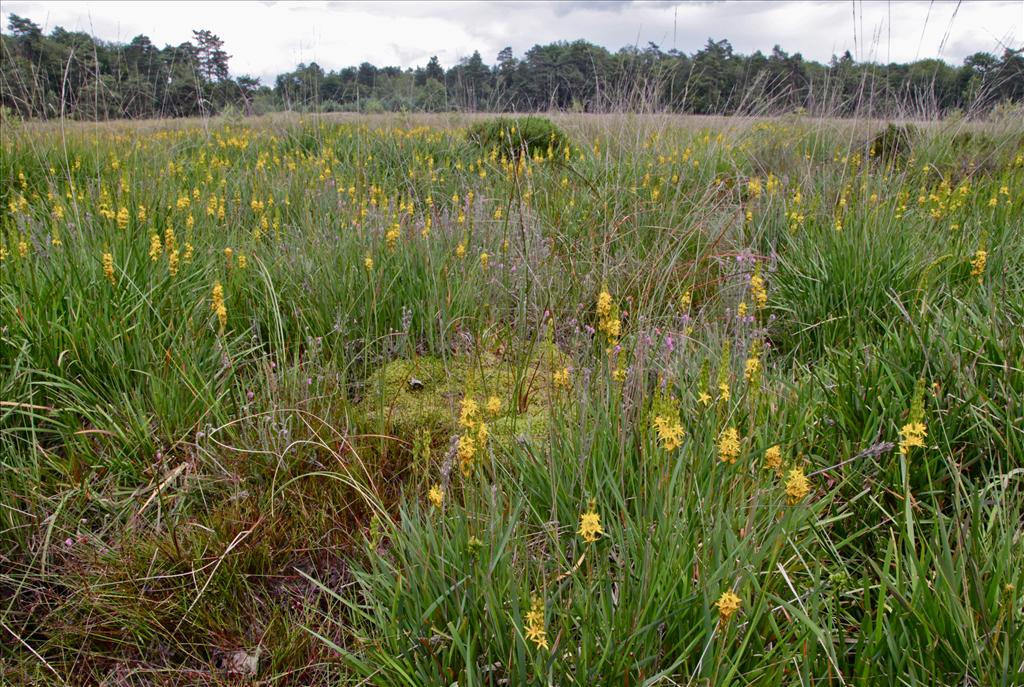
xmin=1 ymin=113 xmax=1022 ymax=685
xmin=467 ymin=115 xmax=569 ymax=158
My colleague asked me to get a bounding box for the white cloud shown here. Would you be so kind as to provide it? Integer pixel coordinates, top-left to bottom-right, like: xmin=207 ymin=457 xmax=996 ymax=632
xmin=2 ymin=0 xmax=1019 ymax=86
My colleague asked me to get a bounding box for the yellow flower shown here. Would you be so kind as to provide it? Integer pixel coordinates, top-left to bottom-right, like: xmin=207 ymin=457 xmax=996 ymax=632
xmin=597 ymin=290 xmax=613 ymax=318
xmin=743 ymin=356 xmax=761 ymax=382
xmin=717 ymin=427 xmax=740 ymax=464
xmin=116 ymin=206 xmax=130 ymax=230
xmin=578 ymin=503 xmax=604 ymax=544
xmin=428 ymin=484 xmax=444 ymax=508
xmin=553 ymin=366 xmax=570 ymax=389
xmin=237 ymin=254 xmax=247 ymax=269
xmin=168 ymin=249 xmax=180 ymax=277
xmin=486 ymin=395 xmax=501 ymax=416
xmin=459 ymin=397 xmax=479 ymax=428
xmin=680 ymin=290 xmax=692 ymax=310
xmin=479 ymin=251 xmax=489 ymax=269
xmin=653 ymin=415 xmax=685 ymax=451
xmin=102 ymin=252 xmax=115 ymax=285
xmin=750 ymin=272 xmax=767 ymax=309
xmin=211 ymin=282 xmax=227 ymax=332
xmin=970 ymin=249 xmax=987 ymax=283
xmin=698 ymin=391 xmax=712 ymax=406
xmin=718 ymin=381 xmax=730 ymax=402
xmin=149 ymin=233 xmax=162 ymax=261
xmin=524 ymin=596 xmax=549 ymax=650
xmin=385 ymin=226 xmax=400 ymax=248
xmin=785 ymin=466 xmax=811 ymax=504
xmin=364 ymin=254 xmax=374 ymax=271
xmin=457 ymin=434 xmax=476 ymax=476
xmin=455 ymin=242 xmax=466 ymax=259
xmin=715 ymin=590 xmax=741 ymax=622
xmin=898 ymin=422 xmax=927 ymax=455
xmin=763 ymin=445 xmax=782 ymax=472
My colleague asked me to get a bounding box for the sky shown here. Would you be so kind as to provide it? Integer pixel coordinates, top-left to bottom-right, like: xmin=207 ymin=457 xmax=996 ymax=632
xmin=2 ymin=1 xmax=1021 ymax=85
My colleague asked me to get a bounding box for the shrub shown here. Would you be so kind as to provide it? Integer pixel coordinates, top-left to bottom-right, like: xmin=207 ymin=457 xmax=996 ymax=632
xmin=869 ymin=123 xmax=919 ymax=162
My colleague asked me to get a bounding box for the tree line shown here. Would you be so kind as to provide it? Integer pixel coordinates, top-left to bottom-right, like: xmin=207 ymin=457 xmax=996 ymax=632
xmin=2 ymin=14 xmax=1022 ymax=120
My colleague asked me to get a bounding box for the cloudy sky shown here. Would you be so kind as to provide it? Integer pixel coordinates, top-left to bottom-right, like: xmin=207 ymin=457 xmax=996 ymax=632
xmin=3 ymin=1 xmax=1020 ymax=85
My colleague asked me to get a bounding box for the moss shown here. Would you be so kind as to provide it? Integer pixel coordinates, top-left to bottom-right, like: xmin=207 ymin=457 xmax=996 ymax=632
xmin=357 ymin=342 xmax=570 ymax=447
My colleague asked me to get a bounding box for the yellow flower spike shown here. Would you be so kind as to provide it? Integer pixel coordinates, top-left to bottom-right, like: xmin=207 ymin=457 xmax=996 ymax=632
xmin=717 ymin=427 xmax=741 ymax=464
xmin=102 ymin=252 xmax=115 ymax=285
xmin=763 ymin=445 xmax=782 ymax=472
xmin=653 ymin=415 xmax=685 ymax=451
xmin=427 ymin=484 xmax=444 ymax=508
xmin=486 ymin=395 xmax=501 ymax=416
xmin=715 ymin=590 xmax=742 ymax=622
xmin=457 ymin=434 xmax=476 ymax=477
xmin=524 ymin=596 xmax=549 ymax=650
xmin=458 ymin=397 xmax=479 ymax=429
xmin=785 ymin=467 xmax=811 ymax=504
xmin=578 ymin=501 xmax=604 ymax=544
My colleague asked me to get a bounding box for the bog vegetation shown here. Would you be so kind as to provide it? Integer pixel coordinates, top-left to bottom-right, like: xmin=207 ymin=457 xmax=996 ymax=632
xmin=1 ymin=108 xmax=1023 ymax=685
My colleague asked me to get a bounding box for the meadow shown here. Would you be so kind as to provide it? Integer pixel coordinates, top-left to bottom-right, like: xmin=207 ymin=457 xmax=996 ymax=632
xmin=1 ymin=110 xmax=1022 ymax=685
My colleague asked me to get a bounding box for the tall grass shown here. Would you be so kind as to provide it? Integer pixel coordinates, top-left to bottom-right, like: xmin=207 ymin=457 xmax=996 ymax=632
xmin=1 ymin=111 xmax=1022 ymax=684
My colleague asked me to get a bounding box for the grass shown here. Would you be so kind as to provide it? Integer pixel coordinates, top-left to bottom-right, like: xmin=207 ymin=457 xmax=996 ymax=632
xmin=1 ymin=111 xmax=1022 ymax=685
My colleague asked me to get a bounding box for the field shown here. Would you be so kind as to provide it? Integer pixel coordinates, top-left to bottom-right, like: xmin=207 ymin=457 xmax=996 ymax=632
xmin=1 ymin=111 xmax=1023 ymax=685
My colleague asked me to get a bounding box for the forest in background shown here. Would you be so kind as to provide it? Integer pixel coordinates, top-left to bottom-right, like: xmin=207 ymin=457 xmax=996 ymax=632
xmin=2 ymin=13 xmax=1023 ymax=119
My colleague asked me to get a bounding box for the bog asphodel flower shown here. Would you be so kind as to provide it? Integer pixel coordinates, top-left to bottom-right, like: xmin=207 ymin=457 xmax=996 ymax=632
xmin=970 ymin=249 xmax=987 ymax=283
xmin=578 ymin=500 xmax=604 ymax=543
xmin=428 ymin=484 xmax=444 ymax=508
xmin=524 ymin=596 xmax=549 ymax=650
xmin=717 ymin=427 xmax=740 ymax=464
xmin=148 ymin=233 xmax=162 ymax=261
xmin=486 ymin=395 xmax=501 ymax=416
xmin=211 ymin=282 xmax=227 ymax=332
xmin=457 ymin=434 xmax=476 ymax=476
xmin=764 ymin=445 xmax=782 ymax=472
xmin=459 ymin=397 xmax=479 ymax=428
xmin=653 ymin=415 xmax=685 ymax=451
xmin=102 ymin=251 xmax=115 ymax=285
xmin=715 ymin=590 xmax=741 ymax=622
xmin=553 ymin=367 xmax=570 ymax=389
xmin=785 ymin=466 xmax=811 ymax=504
xmin=898 ymin=422 xmax=927 ymax=455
